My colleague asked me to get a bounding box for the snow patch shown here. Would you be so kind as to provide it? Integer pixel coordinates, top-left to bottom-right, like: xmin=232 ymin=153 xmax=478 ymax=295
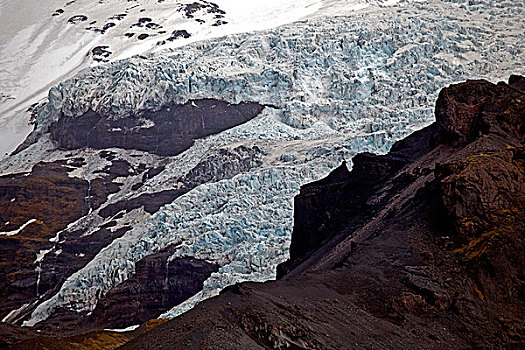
xmin=0 ymin=219 xmax=37 ymax=237
xmin=104 ymin=324 xmax=140 ymax=332
xmin=34 ymin=248 xmax=53 ymax=264
xmin=2 ymin=303 xmax=31 ymax=323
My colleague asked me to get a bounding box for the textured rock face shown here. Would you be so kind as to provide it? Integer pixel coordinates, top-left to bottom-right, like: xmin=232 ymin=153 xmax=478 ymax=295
xmin=49 ymin=99 xmax=264 ymax=156
xmin=435 ymin=76 xmax=525 ymax=145
xmin=122 ymin=77 xmax=525 ymax=349
xmin=0 ymin=160 xmax=122 ymax=322
xmin=7 ymin=0 xmax=523 ymax=332
xmin=284 ymin=76 xmax=525 ymax=276
xmin=98 ymin=145 xmax=262 ymax=219
xmin=89 ymin=251 xmax=218 ymax=329
xmin=433 ymin=77 xmax=525 ymax=319
xmin=279 ymin=125 xmax=438 ymax=276
xmin=0 ymin=142 xmax=263 ymax=330
xmin=2 ymin=1 xmax=524 ymax=341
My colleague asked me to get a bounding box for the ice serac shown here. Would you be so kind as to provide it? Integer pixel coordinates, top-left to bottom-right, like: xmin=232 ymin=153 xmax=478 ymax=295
xmin=122 ymin=76 xmax=525 ymax=350
xmin=0 ymin=0 xmax=323 ymax=158
xmin=49 ymin=99 xmax=264 ymax=156
xmin=4 ymin=0 xmax=524 ymax=332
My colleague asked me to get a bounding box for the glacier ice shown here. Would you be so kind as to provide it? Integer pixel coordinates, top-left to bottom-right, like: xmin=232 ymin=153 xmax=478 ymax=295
xmin=0 ymin=0 xmax=329 ymax=157
xmin=22 ymin=0 xmax=525 ymax=326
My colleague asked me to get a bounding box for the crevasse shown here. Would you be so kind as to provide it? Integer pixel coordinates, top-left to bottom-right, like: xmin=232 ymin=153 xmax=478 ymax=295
xmin=24 ymin=0 xmax=525 ymax=326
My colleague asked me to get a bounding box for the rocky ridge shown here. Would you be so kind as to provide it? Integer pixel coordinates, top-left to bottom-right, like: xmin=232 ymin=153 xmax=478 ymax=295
xmin=0 ymin=0 xmax=523 ymax=337
xmin=0 ymin=108 xmax=266 ymax=330
xmin=121 ymin=77 xmax=525 ymax=349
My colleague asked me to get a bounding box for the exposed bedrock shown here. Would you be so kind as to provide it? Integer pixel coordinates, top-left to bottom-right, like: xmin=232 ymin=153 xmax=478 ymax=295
xmin=435 ymin=75 xmax=525 ymax=146
xmin=99 ymin=145 xmax=262 ymax=219
xmin=0 ymin=99 xmax=264 ymax=325
xmin=89 ymin=249 xmax=219 ymax=329
xmin=1 ymin=139 xmax=263 ymax=331
xmin=278 ymin=123 xmax=438 ymax=277
xmin=0 ymin=159 xmax=128 ymax=324
xmin=281 ymin=75 xmax=525 ymax=277
xmin=49 ymin=99 xmax=264 ymax=156
xmin=123 ymin=77 xmax=525 ymax=349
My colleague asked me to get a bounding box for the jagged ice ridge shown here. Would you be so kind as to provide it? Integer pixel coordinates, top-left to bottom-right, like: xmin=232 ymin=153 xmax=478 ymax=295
xmin=24 ymin=0 xmax=524 ymax=326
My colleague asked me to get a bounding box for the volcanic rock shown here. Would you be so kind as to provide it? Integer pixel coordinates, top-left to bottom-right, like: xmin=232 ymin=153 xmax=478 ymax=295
xmin=0 ymin=159 xmax=128 ymax=325
xmin=49 ymin=99 xmax=264 ymax=156
xmin=123 ymin=77 xmax=525 ymax=349
xmin=89 ymin=248 xmax=218 ymax=329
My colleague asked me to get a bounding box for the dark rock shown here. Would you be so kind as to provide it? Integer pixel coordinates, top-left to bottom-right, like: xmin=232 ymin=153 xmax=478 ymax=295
xmin=67 ymin=15 xmax=87 ymax=24
xmin=99 ymin=145 xmax=262 ymax=218
xmin=167 ymin=29 xmax=191 ymax=41
xmin=179 ymin=1 xmax=226 ymax=19
xmin=123 ymin=76 xmax=525 ymax=349
xmin=436 ymin=77 xmax=525 ymax=145
xmin=99 ymin=189 xmax=183 ymax=218
xmin=212 ymin=20 xmax=227 ymax=27
xmin=101 ymin=22 xmax=116 ymax=32
xmin=145 ymin=22 xmax=161 ymax=29
xmin=89 ymin=248 xmax=219 ymax=329
xmin=0 ymin=159 xmax=127 ymax=324
xmin=91 ymin=46 xmax=112 ymax=62
xmin=109 ymin=13 xmax=127 ymax=21
xmin=49 ymin=99 xmax=265 ymax=156
xmin=130 ymin=17 xmax=151 ymax=28
xmin=0 ymin=323 xmax=52 ymax=348
xmin=51 ymin=9 xmax=64 ymax=17
xmin=278 ymin=124 xmax=438 ymax=277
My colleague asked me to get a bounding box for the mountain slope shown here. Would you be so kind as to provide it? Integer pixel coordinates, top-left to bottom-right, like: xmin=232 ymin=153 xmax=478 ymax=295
xmin=1 ymin=0 xmax=523 ymax=336
xmin=0 ymin=0 xmax=325 ymax=157
xmin=121 ymin=76 xmax=525 ymax=349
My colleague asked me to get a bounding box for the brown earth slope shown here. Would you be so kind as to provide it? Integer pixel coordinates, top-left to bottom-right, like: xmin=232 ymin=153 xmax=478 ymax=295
xmin=120 ymin=76 xmax=525 ymax=349
xmin=1 ymin=99 xmax=264 ymax=332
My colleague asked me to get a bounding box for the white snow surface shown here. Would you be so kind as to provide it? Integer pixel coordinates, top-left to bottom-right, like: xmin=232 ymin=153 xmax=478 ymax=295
xmin=0 ymin=219 xmax=38 ymax=237
xmin=0 ymin=0 xmax=327 ymax=158
xmin=104 ymin=324 xmax=140 ymax=333
xmin=8 ymin=0 xmax=524 ymax=326
xmin=1 ymin=303 xmax=31 ymax=324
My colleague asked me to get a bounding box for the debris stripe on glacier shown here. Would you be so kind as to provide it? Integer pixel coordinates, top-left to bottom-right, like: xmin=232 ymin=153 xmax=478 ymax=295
xmin=24 ymin=0 xmax=525 ymax=326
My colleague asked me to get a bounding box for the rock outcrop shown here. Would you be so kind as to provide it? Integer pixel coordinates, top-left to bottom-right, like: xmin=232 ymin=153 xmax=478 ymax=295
xmin=121 ymin=76 xmax=525 ymax=349
xmin=0 ymin=94 xmax=265 ymax=330
xmin=49 ymin=99 xmax=264 ymax=156
xmin=89 ymin=250 xmax=218 ymax=330
xmin=6 ymin=0 xmax=523 ymax=333
xmin=0 ymin=159 xmax=123 ymax=324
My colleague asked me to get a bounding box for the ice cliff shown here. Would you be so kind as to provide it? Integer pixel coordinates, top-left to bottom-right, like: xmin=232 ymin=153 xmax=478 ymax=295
xmin=20 ymin=0 xmax=525 ymax=326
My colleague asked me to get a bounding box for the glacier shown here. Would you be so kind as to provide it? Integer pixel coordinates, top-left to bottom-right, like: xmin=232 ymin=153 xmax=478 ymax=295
xmin=0 ymin=0 xmax=324 ymax=158
xmin=10 ymin=0 xmax=525 ymax=326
